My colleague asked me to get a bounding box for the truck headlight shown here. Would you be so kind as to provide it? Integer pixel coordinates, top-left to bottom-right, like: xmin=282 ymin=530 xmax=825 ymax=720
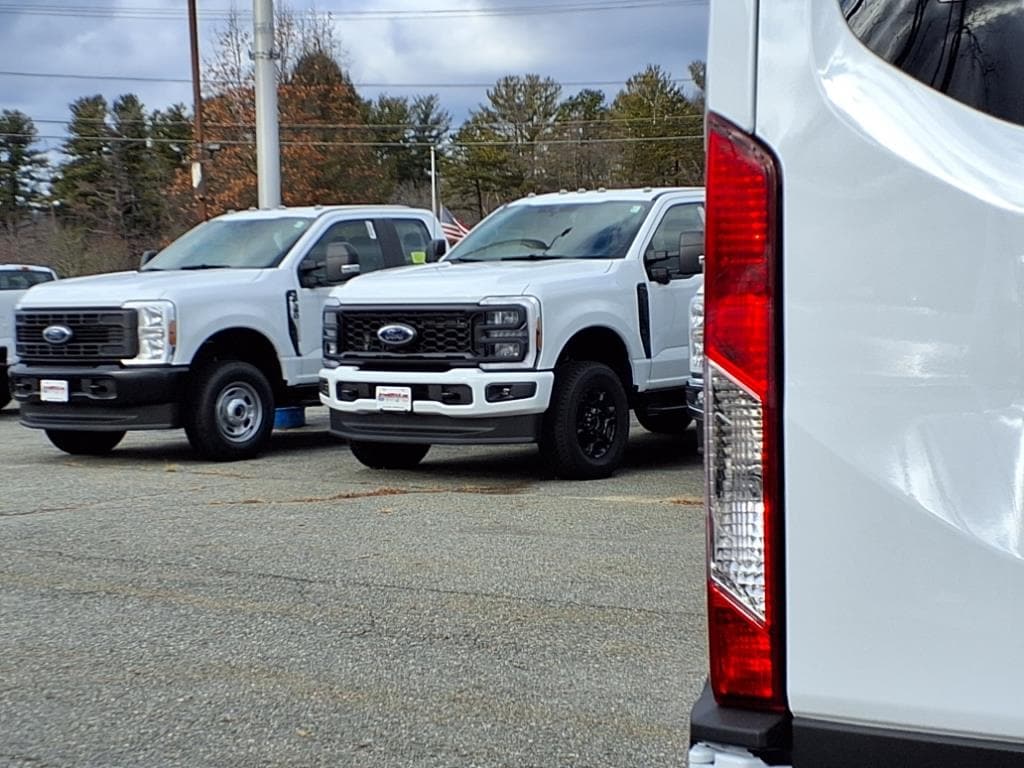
xmin=121 ymin=300 xmax=176 ymax=365
xmin=478 ymin=296 xmax=541 ymax=369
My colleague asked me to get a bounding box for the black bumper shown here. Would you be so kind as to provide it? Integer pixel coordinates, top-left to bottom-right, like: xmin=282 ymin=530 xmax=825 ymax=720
xmin=685 ymin=376 xmax=704 ymax=421
xmin=329 ymin=409 xmax=542 ymax=444
xmin=11 ymin=363 xmax=190 ymax=431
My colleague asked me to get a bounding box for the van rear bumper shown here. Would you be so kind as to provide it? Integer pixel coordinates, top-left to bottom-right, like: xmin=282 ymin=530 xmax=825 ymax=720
xmin=690 ymin=680 xmax=1024 ymax=767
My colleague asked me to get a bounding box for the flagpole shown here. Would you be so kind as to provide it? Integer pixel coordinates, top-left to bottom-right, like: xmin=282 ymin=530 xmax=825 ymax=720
xmin=430 ymin=144 xmax=438 ymax=219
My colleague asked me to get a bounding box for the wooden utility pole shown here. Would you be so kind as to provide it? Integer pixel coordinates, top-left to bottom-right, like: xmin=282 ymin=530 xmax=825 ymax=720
xmin=187 ymin=0 xmax=207 ymax=220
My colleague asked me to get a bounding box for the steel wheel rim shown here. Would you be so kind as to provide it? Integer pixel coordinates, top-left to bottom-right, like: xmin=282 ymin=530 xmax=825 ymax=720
xmin=575 ymin=385 xmax=617 ymax=460
xmin=215 ymin=382 xmax=263 ymax=443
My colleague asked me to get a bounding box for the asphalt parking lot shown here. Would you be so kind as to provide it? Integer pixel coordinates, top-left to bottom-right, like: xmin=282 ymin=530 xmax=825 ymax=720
xmin=0 ymin=404 xmax=708 ymax=768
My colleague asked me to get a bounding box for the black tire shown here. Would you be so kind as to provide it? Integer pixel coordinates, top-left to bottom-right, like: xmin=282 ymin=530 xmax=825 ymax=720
xmin=46 ymin=429 xmax=125 ymax=455
xmin=184 ymin=361 xmax=275 ymax=461
xmin=349 ymin=440 xmax=430 ymax=469
xmin=633 ymin=404 xmax=692 ymax=434
xmin=540 ymin=361 xmax=630 ymax=480
xmin=0 ymin=368 xmax=10 ymax=410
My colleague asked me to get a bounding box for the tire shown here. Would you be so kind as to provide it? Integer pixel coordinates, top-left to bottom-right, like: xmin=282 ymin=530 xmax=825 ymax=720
xmin=184 ymin=361 xmax=275 ymax=461
xmin=46 ymin=429 xmax=125 ymax=455
xmin=0 ymin=368 xmax=10 ymax=410
xmin=349 ymin=440 xmax=430 ymax=470
xmin=633 ymin=404 xmax=692 ymax=434
xmin=540 ymin=361 xmax=630 ymax=480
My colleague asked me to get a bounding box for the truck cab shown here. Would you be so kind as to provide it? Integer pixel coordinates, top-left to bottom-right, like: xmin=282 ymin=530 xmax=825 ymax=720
xmin=692 ymin=2 xmax=1024 ymax=766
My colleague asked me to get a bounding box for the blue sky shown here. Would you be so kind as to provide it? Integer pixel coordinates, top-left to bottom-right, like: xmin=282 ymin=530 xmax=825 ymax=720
xmin=0 ymin=0 xmax=709 ymax=155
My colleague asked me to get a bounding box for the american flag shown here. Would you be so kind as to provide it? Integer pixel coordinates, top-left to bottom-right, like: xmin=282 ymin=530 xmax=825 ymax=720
xmin=440 ymin=206 xmax=471 ymax=244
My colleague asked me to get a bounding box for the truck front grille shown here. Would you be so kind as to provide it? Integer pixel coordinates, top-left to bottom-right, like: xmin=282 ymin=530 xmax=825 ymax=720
xmin=339 ymin=309 xmax=476 ymax=359
xmin=16 ymin=308 xmax=138 ymax=363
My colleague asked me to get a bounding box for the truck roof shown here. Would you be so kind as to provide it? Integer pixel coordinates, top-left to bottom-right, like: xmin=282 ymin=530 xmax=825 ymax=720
xmin=214 ymin=205 xmax=428 ymax=222
xmin=509 ymin=187 xmax=705 ymax=206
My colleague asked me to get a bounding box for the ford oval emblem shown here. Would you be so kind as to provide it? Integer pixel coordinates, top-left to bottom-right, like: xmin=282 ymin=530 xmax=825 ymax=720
xmin=42 ymin=325 xmax=74 ymax=345
xmin=377 ymin=323 xmax=417 ymax=346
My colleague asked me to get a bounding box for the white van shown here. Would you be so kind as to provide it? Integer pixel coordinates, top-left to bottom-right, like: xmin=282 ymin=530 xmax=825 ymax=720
xmin=691 ymin=2 xmax=1024 ymax=766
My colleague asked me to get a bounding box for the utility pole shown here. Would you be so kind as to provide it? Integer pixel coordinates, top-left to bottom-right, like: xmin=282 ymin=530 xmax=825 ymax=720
xmin=430 ymin=145 xmax=438 ymax=218
xmin=253 ymin=0 xmax=281 ymax=208
xmin=187 ymin=0 xmax=207 ymax=220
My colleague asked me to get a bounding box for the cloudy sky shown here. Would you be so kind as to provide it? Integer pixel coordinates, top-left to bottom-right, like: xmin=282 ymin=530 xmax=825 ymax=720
xmin=0 ymin=0 xmax=709 ymax=155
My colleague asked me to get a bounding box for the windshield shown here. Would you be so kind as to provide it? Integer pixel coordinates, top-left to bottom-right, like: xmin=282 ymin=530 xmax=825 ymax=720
xmin=447 ymin=200 xmax=652 ymax=262
xmin=0 ymin=270 xmax=55 ymax=290
xmin=142 ymin=217 xmax=312 ymax=271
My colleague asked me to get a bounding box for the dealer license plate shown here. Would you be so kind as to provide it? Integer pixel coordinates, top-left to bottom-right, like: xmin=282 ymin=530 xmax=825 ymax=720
xmin=40 ymin=379 xmax=70 ymax=403
xmin=376 ymin=385 xmax=412 ymax=412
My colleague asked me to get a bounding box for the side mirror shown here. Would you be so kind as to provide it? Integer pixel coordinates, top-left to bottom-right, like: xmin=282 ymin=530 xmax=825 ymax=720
xmin=649 ymin=267 xmax=671 ymax=285
xmin=325 ymin=242 xmax=361 ymax=283
xmin=427 ymin=238 xmax=447 ymax=262
xmin=140 ymin=249 xmax=158 ymax=268
xmin=678 ymin=230 xmax=704 ymax=276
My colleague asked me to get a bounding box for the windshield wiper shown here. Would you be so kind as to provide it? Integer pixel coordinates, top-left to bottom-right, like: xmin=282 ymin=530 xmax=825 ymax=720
xmin=178 ymin=264 xmax=229 ymax=270
xmin=445 ymin=256 xmax=486 ymax=263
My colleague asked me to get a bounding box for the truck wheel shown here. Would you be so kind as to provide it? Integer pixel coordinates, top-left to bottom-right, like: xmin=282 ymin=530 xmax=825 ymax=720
xmin=45 ymin=429 xmax=125 ymax=455
xmin=349 ymin=440 xmax=430 ymax=469
xmin=0 ymin=368 xmax=10 ymax=410
xmin=185 ymin=361 xmax=274 ymax=461
xmin=540 ymin=361 xmax=629 ymax=480
xmin=633 ymin=404 xmax=692 ymax=434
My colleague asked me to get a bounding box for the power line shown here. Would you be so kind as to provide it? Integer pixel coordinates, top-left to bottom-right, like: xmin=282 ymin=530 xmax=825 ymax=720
xmin=29 ymin=115 xmax=704 ymax=131
xmin=0 ymin=131 xmax=703 ymax=149
xmin=0 ymin=70 xmax=693 ymax=88
xmin=0 ymin=0 xmax=707 ymax=22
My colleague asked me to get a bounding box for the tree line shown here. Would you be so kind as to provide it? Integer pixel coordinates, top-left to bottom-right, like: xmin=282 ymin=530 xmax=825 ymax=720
xmin=0 ymin=6 xmax=705 ymax=275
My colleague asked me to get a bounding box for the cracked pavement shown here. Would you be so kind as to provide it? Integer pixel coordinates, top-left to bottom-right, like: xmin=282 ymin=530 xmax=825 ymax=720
xmin=0 ymin=406 xmax=708 ymax=767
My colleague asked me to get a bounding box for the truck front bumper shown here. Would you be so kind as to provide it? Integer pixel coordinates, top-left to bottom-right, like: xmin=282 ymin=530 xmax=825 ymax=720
xmin=685 ymin=374 xmax=704 ymax=421
xmin=319 ymin=365 xmax=554 ymax=444
xmin=11 ymin=363 xmax=190 ymax=431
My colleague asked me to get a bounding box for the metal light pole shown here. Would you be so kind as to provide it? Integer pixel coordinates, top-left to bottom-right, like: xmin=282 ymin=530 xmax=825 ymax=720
xmin=253 ymin=0 xmax=281 ymax=208
xmin=187 ymin=0 xmax=207 ymax=220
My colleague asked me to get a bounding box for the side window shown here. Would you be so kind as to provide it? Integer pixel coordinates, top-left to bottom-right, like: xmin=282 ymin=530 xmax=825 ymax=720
xmin=841 ymin=0 xmax=1024 ymax=127
xmin=300 ymin=219 xmax=386 ymax=285
xmin=643 ymin=204 xmax=704 ymax=280
xmin=392 ymin=219 xmax=432 ymax=265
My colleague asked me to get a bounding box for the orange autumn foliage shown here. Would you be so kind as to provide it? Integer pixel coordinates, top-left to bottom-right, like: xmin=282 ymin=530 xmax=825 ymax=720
xmin=170 ymin=74 xmax=385 ymax=219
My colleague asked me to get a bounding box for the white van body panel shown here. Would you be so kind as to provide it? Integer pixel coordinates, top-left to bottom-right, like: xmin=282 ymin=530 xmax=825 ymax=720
xmin=706 ymin=0 xmax=758 ymax=132
xmin=757 ymin=0 xmax=1024 ymax=741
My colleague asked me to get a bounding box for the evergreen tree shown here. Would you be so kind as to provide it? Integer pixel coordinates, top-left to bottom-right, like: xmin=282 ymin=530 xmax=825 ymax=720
xmin=609 ymin=65 xmax=702 ymax=186
xmin=52 ymin=95 xmax=114 ymax=233
xmin=0 ymin=110 xmax=49 ymax=231
xmin=110 ymin=94 xmax=164 ymax=241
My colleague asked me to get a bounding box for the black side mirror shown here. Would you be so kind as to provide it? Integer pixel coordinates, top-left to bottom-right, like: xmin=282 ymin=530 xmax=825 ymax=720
xmin=325 ymin=242 xmax=361 ymax=283
xmin=427 ymin=238 xmax=447 ymax=262
xmin=140 ymin=249 xmax=158 ymax=268
xmin=649 ymin=267 xmax=671 ymax=285
xmin=678 ymin=230 xmax=704 ymax=276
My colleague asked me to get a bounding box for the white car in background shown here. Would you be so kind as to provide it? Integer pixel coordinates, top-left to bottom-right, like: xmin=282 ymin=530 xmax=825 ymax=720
xmin=1 ymin=264 xmax=58 ymax=410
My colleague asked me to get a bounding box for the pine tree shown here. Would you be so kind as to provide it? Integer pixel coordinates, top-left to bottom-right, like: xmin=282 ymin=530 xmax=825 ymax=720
xmin=0 ymin=110 xmax=49 ymax=232
xmin=52 ymin=95 xmax=113 ymax=233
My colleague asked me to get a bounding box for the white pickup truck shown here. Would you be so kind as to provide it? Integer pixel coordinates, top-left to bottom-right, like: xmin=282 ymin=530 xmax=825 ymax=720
xmin=690 ymin=2 xmax=1024 ymax=767
xmin=319 ymin=188 xmax=704 ymax=479
xmin=1 ymin=264 xmax=58 ymax=410
xmin=11 ymin=206 xmax=447 ymax=460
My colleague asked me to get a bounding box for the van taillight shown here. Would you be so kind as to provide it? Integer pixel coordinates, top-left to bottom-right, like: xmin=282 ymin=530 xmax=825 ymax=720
xmin=704 ymin=112 xmax=785 ymax=711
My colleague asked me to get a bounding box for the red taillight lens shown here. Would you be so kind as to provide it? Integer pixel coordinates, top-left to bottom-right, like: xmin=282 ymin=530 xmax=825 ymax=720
xmin=704 ymin=112 xmax=785 ymax=711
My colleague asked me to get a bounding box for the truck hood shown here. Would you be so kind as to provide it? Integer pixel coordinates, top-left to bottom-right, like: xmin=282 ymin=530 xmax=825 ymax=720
xmin=16 ymin=269 xmax=262 ymax=308
xmin=335 ymin=260 xmax=615 ymax=303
